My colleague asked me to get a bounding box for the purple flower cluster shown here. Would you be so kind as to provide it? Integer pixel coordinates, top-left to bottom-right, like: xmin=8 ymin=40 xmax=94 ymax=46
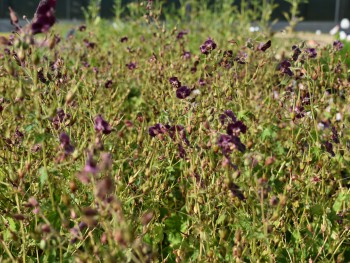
xmin=279 ymin=60 xmax=293 ymax=76
xmin=94 ymin=115 xmax=112 ymax=135
xmin=217 ymin=110 xmax=247 ymax=159
xmin=177 ymin=31 xmax=188 ymax=40
xmin=305 ymin=48 xmax=317 ymax=59
xmin=59 ymin=132 xmax=74 ymax=154
xmin=257 ymin=40 xmax=271 ymax=52
xmin=83 ymin=39 xmax=96 ymax=49
xmin=182 ymin=51 xmax=191 ymax=60
xmin=31 ymin=0 xmax=57 ymax=35
xmin=51 ymin=109 xmax=71 ymax=130
xmin=126 ymin=62 xmax=136 ymax=70
xmin=169 ymin=77 xmax=181 ymax=89
xmin=292 ymin=45 xmax=302 ymax=61
xmin=176 ymin=86 xmax=191 ymax=99
xmin=120 ymin=36 xmax=128 ymax=43
xmin=200 ymin=37 xmax=217 ymax=55
xmin=333 ymin=40 xmax=344 ymax=51
xmin=169 ymin=77 xmax=192 ymax=99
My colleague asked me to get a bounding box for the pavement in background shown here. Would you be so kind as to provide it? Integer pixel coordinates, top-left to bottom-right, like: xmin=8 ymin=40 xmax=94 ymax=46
xmin=0 ymin=19 xmax=342 ymax=34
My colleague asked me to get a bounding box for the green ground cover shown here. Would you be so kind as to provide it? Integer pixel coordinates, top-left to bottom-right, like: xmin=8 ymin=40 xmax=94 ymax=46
xmin=1 ymin=1 xmax=350 ymax=262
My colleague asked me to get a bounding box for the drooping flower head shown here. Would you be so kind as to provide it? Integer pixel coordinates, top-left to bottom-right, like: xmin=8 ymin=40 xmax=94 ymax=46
xmin=176 ymin=86 xmax=191 ymax=99
xmin=148 ymin=123 xmax=167 ymax=137
xmin=177 ymin=31 xmax=188 ymax=40
xmin=83 ymin=152 xmax=99 ymax=174
xmin=169 ymin=77 xmax=181 ymax=89
xmin=59 ymin=132 xmax=74 ymax=154
xmin=257 ymin=40 xmax=271 ymax=52
xmin=126 ymin=62 xmax=136 ymax=70
xmin=332 ymin=126 xmax=340 ymax=144
xmin=292 ymin=45 xmax=301 ymax=61
xmin=219 ymin=110 xmax=237 ymax=125
xmin=200 ymin=37 xmax=217 ymax=55
xmin=305 ymin=48 xmax=317 ymax=59
xmin=279 ymin=60 xmax=293 ymax=76
xmin=120 ymin=36 xmax=128 ymax=43
xmin=183 ymin=51 xmax=191 ymax=60
xmin=227 ymin=121 xmax=247 ymax=136
xmin=333 ymin=40 xmax=344 ymax=51
xmin=31 ymin=0 xmax=57 ymax=35
xmin=217 ymin=134 xmax=246 ymax=156
xmin=94 ymin=115 xmax=112 ymax=135
xmin=324 ymin=141 xmax=335 ymax=157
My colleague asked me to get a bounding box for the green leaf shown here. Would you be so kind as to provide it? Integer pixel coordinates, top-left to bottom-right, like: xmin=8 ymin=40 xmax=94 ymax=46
xmin=216 ymin=214 xmax=226 ymax=225
xmin=25 ymin=124 xmax=35 ymax=132
xmin=167 ymin=232 xmax=182 ymax=247
xmin=310 ymin=204 xmax=323 ymax=216
xmin=39 ymin=167 xmax=48 ymax=188
xmin=261 ymin=125 xmax=277 ymax=141
xmin=333 ymin=192 xmax=348 ymax=213
xmin=152 ymin=223 xmax=164 ymax=244
xmin=7 ymin=217 xmax=17 ymax=231
xmin=35 ymin=133 xmax=50 ymax=144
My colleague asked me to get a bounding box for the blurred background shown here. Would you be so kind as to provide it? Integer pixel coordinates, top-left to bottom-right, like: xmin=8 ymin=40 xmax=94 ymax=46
xmin=0 ymin=0 xmax=350 ymax=32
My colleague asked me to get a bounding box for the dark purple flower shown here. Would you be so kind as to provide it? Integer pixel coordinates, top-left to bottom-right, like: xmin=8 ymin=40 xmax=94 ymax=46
xmin=333 ymin=40 xmax=344 ymax=51
xmin=83 ymin=39 xmax=96 ymax=49
xmin=219 ymin=110 xmax=237 ymax=125
xmin=51 ymin=109 xmax=71 ymax=129
xmin=83 ymin=152 xmax=99 ymax=174
xmin=183 ymin=51 xmax=191 ymax=60
xmin=31 ymin=0 xmax=57 ymax=35
xmin=148 ymin=123 xmax=167 ymax=137
xmin=78 ymin=222 xmax=87 ymax=231
xmin=279 ymin=60 xmax=293 ymax=76
xmin=200 ymin=37 xmax=217 ymax=55
xmin=59 ymin=132 xmax=74 ymax=154
xmin=82 ymin=61 xmax=90 ymax=67
xmin=217 ymin=134 xmax=246 ymax=156
xmin=126 ymin=62 xmax=136 ymax=70
xmin=94 ymin=115 xmax=112 ymax=134
xmin=70 ymin=227 xmax=80 ymax=244
xmin=120 ymin=36 xmax=128 ymax=43
xmin=305 ymin=48 xmax=317 ymax=58
xmin=37 ymin=68 xmax=47 ymax=84
xmin=78 ymin=24 xmax=86 ymax=32
xmin=104 ymin=80 xmax=113 ymax=88
xmin=8 ymin=7 xmax=19 ymax=27
xmin=324 ymin=141 xmax=335 ymax=157
xmin=332 ymin=126 xmax=340 ymax=144
xmin=289 ymin=105 xmax=305 ymax=119
xmin=4 ymin=48 xmax=11 ymax=55
xmin=177 ymin=31 xmax=188 ymax=39
xmin=198 ymin=78 xmax=205 ymax=86
xmin=228 ymin=182 xmax=245 ymax=201
xmin=292 ymin=46 xmax=302 ymax=61
xmin=169 ymin=77 xmax=181 ymax=89
xmin=178 ymin=143 xmax=186 ymax=158
xmin=227 ymin=121 xmax=247 ymax=136
xmin=257 ymin=40 xmax=271 ymax=52
xmin=15 ymin=128 xmax=24 ymax=143
xmin=301 ymin=92 xmax=310 ymax=105
xmin=235 ymin=51 xmax=248 ymax=64
xmin=176 ymin=86 xmax=191 ymax=99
